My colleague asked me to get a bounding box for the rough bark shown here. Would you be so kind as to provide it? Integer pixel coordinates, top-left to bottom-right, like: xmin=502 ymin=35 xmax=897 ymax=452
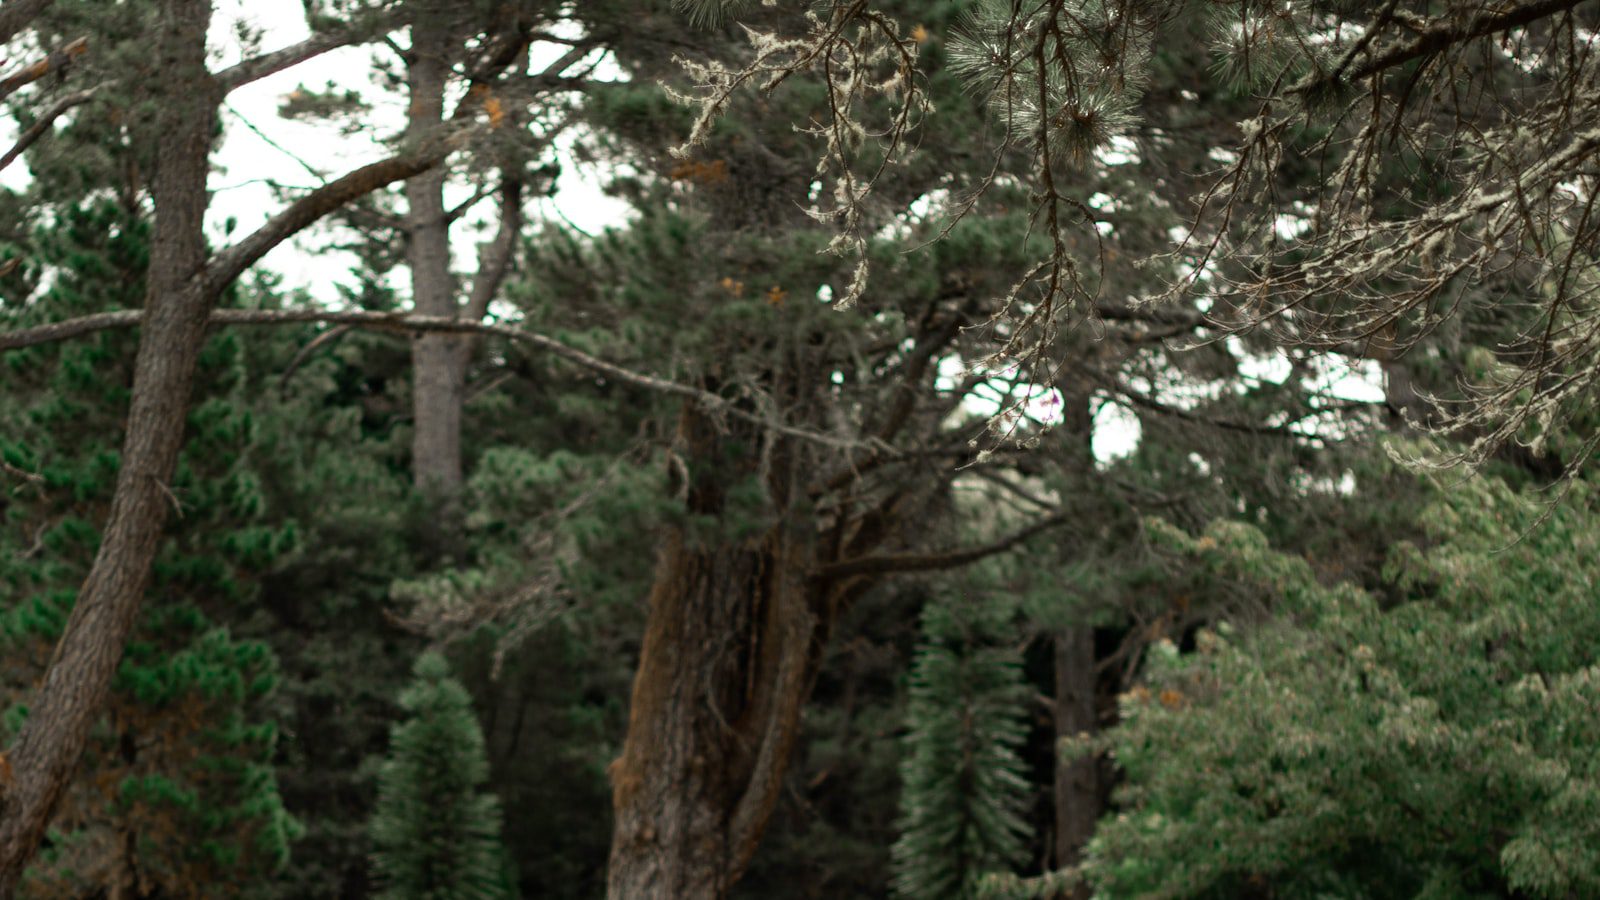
xmin=606 ymin=409 xmax=837 ymax=900
xmin=0 ymin=0 xmax=216 ymax=892
xmin=605 ymin=529 xmax=825 ymax=898
xmin=404 ymin=9 xmax=466 ymax=498
xmin=603 ymin=411 xmax=1069 ymax=897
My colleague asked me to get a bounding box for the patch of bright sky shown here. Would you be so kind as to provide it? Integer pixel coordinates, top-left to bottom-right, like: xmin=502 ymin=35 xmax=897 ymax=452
xmin=1207 ymin=146 xmax=1239 ymax=165
xmin=5 ymin=4 xmax=631 ymax=305
xmin=1095 ymin=134 xmax=1139 ymax=167
xmin=933 ymin=352 xmax=1141 ymax=462
xmin=204 ymin=3 xmax=632 ymax=306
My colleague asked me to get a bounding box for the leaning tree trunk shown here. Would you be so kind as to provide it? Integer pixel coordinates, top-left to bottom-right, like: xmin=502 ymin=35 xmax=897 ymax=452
xmin=404 ymin=7 xmax=466 ymax=498
xmin=606 ymin=406 xmax=842 ymax=899
xmin=0 ymin=0 xmax=216 ymax=891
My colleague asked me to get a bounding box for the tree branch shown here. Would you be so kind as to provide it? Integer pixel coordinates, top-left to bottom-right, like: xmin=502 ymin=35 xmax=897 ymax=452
xmin=216 ymin=13 xmax=403 ymax=93
xmin=0 ymin=308 xmax=875 ymax=451
xmin=0 ymin=36 xmax=87 ymax=103
xmin=277 ymin=323 xmax=352 ymax=391
xmin=203 ymin=128 xmax=473 ymax=296
xmin=460 ymin=179 xmax=522 ymax=327
xmin=0 ymin=82 xmax=103 ymax=173
xmin=443 ymin=182 xmax=495 ymax=225
xmin=1103 ymin=375 xmax=1369 ymax=440
xmin=813 ymin=511 xmax=1071 ymax=581
xmin=206 ymin=28 xmax=551 ymax=296
xmin=1092 ymin=301 xmax=1208 ymax=329
xmin=1295 ymin=0 xmax=1589 ymax=94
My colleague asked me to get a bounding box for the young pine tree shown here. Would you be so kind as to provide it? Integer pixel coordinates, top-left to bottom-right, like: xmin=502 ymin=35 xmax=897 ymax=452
xmin=370 ymin=652 xmax=514 ymax=900
xmin=892 ymin=592 xmax=1033 ymax=899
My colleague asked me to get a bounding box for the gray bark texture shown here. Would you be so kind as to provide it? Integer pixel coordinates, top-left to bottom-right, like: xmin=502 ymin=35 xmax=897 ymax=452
xmin=0 ymin=0 xmax=217 ymax=892
xmin=405 ymin=9 xmax=467 ymax=498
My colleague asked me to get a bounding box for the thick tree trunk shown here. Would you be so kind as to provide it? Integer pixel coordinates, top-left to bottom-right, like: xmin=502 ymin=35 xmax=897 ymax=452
xmin=404 ymin=12 xmax=466 ymax=497
xmin=0 ymin=0 xmax=216 ymax=892
xmin=606 ymin=529 xmax=825 ymax=898
xmin=1053 ymin=626 xmax=1098 ymax=881
xmin=606 ymin=409 xmax=836 ymax=899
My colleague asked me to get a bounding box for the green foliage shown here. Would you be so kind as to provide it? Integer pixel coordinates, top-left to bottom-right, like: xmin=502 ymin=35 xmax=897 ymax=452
xmin=2 ymin=199 xmax=298 ymax=896
xmin=948 ymin=0 xmax=1149 ymax=161
xmin=370 ymin=651 xmax=513 ymax=900
xmin=892 ymin=593 xmax=1033 ymax=899
xmin=1087 ymin=476 xmax=1600 ymax=899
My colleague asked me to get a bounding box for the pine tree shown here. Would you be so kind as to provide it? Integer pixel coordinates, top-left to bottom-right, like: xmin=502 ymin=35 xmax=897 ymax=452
xmin=892 ymin=592 xmax=1033 ymax=900
xmin=370 ymin=651 xmax=513 ymax=900
xmin=1 ymin=198 xmax=298 ymax=895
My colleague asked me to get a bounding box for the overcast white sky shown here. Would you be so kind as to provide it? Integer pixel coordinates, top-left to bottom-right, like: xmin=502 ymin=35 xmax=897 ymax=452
xmin=204 ymin=2 xmax=629 ymax=303
xmin=3 ymin=3 xmax=630 ymax=302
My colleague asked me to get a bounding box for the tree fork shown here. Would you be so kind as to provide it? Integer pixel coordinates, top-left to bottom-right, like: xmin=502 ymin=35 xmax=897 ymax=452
xmin=605 ymin=403 xmax=841 ymax=899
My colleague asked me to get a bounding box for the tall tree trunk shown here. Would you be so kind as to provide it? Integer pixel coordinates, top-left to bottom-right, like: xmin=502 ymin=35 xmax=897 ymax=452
xmin=1053 ymin=626 xmax=1097 ymax=881
xmin=405 ymin=10 xmax=465 ymax=498
xmin=606 ymin=410 xmax=837 ymax=899
xmin=0 ymin=0 xmax=216 ymax=891
xmin=1053 ymin=384 xmax=1100 ymax=888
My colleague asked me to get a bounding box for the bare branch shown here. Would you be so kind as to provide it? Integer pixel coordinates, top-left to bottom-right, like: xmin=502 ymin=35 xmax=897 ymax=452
xmin=1295 ymin=0 xmax=1592 ymax=95
xmin=813 ymin=510 xmax=1071 ymax=581
xmin=0 ymin=36 xmax=87 ymax=103
xmin=460 ymin=179 xmax=523 ymax=328
xmin=1092 ymin=301 xmax=1207 ymax=329
xmin=443 ymin=182 xmax=495 ymax=225
xmin=277 ymin=323 xmax=353 ymax=391
xmin=203 ymin=127 xmax=475 ymax=296
xmin=0 ymin=308 xmax=877 ymax=451
xmin=0 ymin=81 xmax=103 ymax=173
xmin=217 ymin=13 xmax=403 ymax=93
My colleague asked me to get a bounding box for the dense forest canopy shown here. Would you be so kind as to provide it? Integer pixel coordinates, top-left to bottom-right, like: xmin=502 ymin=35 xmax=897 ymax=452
xmin=1 ymin=0 xmax=1598 ymax=897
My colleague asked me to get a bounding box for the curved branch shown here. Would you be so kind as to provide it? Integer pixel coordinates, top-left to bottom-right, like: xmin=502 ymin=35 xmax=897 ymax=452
xmin=1294 ymin=0 xmax=1589 ymax=95
xmin=217 ymin=14 xmax=402 ymax=93
xmin=0 ymin=308 xmax=875 ymax=451
xmin=460 ymin=179 xmax=523 ymax=328
xmin=0 ymin=81 xmax=103 ymax=173
xmin=277 ymin=323 xmax=352 ymax=391
xmin=203 ymin=129 xmax=473 ymax=296
xmin=813 ymin=510 xmax=1070 ymax=581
